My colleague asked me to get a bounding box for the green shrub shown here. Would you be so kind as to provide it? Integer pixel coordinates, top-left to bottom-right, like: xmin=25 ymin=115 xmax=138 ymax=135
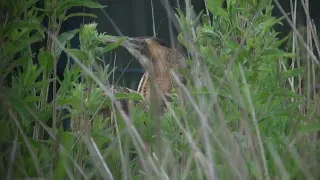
xmin=0 ymin=0 xmax=319 ymax=179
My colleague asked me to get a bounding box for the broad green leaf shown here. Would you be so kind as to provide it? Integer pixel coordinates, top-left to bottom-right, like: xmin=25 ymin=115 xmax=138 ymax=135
xmin=4 ymin=32 xmax=44 ymax=56
xmin=9 ymin=94 xmax=34 ymax=125
xmin=57 ymin=0 xmax=106 ymax=16
xmin=2 ymin=20 xmax=44 ymax=38
xmin=24 ymin=96 xmax=45 ymax=104
xmin=62 ymin=12 xmax=97 ymax=21
xmin=275 ymin=35 xmax=289 ymax=47
xmin=273 ymin=88 xmax=304 ymax=99
xmin=39 ymin=108 xmax=52 ymax=123
xmin=201 ymin=13 xmax=211 ymax=26
xmin=115 ymin=92 xmax=143 ymax=101
xmin=91 ymin=131 xmax=113 ymax=140
xmin=259 ymin=110 xmax=290 ymax=122
xmin=206 ymin=0 xmax=228 ymax=18
xmin=38 ymin=50 xmax=54 ymax=73
xmin=56 ymin=29 xmax=79 ymax=58
xmin=54 ymin=131 xmax=71 ymax=180
xmin=104 ymin=37 xmax=126 ymax=52
xmin=261 ymin=48 xmax=295 ymax=58
xmin=56 ymin=98 xmax=80 ymax=107
xmin=23 ymin=66 xmax=44 ymax=88
xmin=281 ymin=67 xmax=305 ymax=79
xmin=1 ymin=56 xmax=29 ymax=80
xmin=190 ymin=86 xmax=211 ymax=94
xmin=193 ymin=10 xmax=204 ymax=27
xmin=66 ymin=48 xmax=88 ymax=62
xmin=258 ymin=17 xmax=282 ymax=36
xmin=177 ymin=33 xmax=188 ymax=48
xmin=24 ymin=0 xmax=40 ymax=12
xmin=298 ymin=123 xmax=320 ymax=134
xmin=25 ymin=79 xmax=53 ymax=91
xmin=92 ymin=115 xmax=104 ymax=132
xmin=27 ymin=136 xmax=41 ymax=149
xmin=60 ymin=131 xmax=75 ymax=152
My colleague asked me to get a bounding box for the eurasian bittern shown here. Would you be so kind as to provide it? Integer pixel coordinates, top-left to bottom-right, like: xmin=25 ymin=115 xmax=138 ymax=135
xmin=70 ymin=37 xmax=188 ymax=133
xmin=105 ymin=36 xmax=188 ymax=104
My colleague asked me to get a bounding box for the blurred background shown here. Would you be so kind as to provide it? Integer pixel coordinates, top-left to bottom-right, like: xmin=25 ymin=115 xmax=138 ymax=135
xmin=56 ymin=0 xmax=320 ymax=90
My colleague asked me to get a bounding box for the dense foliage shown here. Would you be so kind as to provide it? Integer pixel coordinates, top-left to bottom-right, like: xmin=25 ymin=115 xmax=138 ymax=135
xmin=0 ymin=0 xmax=319 ymax=179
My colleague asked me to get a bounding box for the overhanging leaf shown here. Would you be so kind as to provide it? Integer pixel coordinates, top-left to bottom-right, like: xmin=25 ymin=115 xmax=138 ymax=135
xmin=273 ymin=88 xmax=304 ymax=99
xmin=281 ymin=67 xmax=305 ymax=79
xmin=66 ymin=48 xmax=88 ymax=62
xmin=262 ymin=48 xmax=296 ymax=58
xmin=115 ymin=92 xmax=143 ymax=101
xmin=56 ymin=29 xmax=79 ymax=57
xmin=62 ymin=13 xmax=97 ymax=21
xmin=104 ymin=37 xmax=126 ymax=52
xmin=9 ymin=94 xmax=34 ymax=125
xmin=38 ymin=50 xmax=54 ymax=73
xmin=2 ymin=20 xmax=44 ymax=38
xmin=4 ymin=32 xmax=44 ymax=56
xmin=206 ymin=0 xmax=228 ymax=18
xmin=298 ymin=123 xmax=320 ymax=134
xmin=57 ymin=0 xmax=106 ymax=16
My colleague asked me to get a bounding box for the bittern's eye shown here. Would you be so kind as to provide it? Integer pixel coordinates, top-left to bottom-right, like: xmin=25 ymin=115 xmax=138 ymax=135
xmin=138 ymin=41 xmax=150 ymax=56
xmin=140 ymin=40 xmax=148 ymax=47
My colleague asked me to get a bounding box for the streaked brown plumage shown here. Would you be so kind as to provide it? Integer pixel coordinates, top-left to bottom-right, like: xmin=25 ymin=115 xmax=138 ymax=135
xmin=136 ymin=38 xmax=186 ymax=103
xmin=105 ymin=36 xmax=187 ymax=104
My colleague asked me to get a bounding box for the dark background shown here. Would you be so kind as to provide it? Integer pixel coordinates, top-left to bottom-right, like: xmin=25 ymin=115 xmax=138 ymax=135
xmin=58 ymin=0 xmax=320 ymax=90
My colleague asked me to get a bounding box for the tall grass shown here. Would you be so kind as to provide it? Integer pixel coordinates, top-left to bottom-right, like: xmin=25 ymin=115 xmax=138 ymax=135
xmin=0 ymin=0 xmax=320 ymax=179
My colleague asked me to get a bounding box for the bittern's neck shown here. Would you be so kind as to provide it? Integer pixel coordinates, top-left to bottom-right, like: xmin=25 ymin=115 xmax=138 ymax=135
xmin=137 ymin=72 xmax=149 ymax=95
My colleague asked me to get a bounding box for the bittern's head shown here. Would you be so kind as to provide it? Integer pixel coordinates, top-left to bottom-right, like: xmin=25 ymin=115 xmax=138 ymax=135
xmin=123 ymin=37 xmax=158 ymax=58
xmin=129 ymin=36 xmax=172 ymax=47
xmin=105 ymin=36 xmax=186 ymax=58
xmin=106 ymin=35 xmax=189 ymax=85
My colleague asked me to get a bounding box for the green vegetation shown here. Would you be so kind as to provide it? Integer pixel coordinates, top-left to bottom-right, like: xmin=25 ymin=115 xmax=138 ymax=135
xmin=1 ymin=0 xmax=319 ymax=179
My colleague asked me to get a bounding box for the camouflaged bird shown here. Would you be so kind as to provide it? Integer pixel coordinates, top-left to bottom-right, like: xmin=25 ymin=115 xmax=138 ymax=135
xmin=70 ymin=36 xmax=188 ymax=133
xmin=105 ymin=36 xmax=188 ymax=105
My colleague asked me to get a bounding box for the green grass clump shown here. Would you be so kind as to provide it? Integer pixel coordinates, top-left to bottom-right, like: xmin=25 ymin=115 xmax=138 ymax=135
xmin=1 ymin=0 xmax=320 ymax=179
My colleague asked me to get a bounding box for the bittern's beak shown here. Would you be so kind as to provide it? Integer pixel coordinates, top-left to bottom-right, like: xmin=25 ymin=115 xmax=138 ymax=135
xmin=104 ymin=35 xmax=149 ymax=52
xmin=104 ymin=36 xmax=154 ymax=70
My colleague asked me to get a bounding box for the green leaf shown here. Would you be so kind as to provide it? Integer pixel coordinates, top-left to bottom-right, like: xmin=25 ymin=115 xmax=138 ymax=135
xmin=23 ymin=66 xmax=44 ymax=88
xmin=9 ymin=94 xmax=34 ymax=125
xmin=56 ymin=29 xmax=79 ymax=58
xmin=60 ymin=132 xmax=75 ymax=152
xmin=177 ymin=33 xmax=188 ymax=48
xmin=4 ymin=32 xmax=44 ymax=56
xmin=24 ymin=96 xmax=45 ymax=104
xmin=281 ymin=67 xmax=305 ymax=79
xmin=27 ymin=136 xmax=41 ymax=149
xmin=54 ymin=132 xmax=73 ymax=180
xmin=38 ymin=50 xmax=54 ymax=73
xmin=104 ymin=37 xmax=126 ymax=52
xmin=57 ymin=0 xmax=106 ymax=16
xmin=66 ymin=48 xmax=88 ymax=62
xmin=273 ymin=88 xmax=304 ymax=99
xmin=201 ymin=13 xmax=211 ymax=26
xmin=206 ymin=0 xmax=228 ymax=18
xmin=2 ymin=20 xmax=44 ymax=38
xmin=62 ymin=12 xmax=97 ymax=21
xmin=298 ymin=123 xmax=320 ymax=134
xmin=1 ymin=56 xmax=28 ymax=80
xmin=190 ymin=86 xmax=211 ymax=94
xmin=259 ymin=110 xmax=290 ymax=122
xmin=26 ymin=79 xmax=53 ymax=91
xmin=39 ymin=108 xmax=52 ymax=123
xmin=115 ymin=92 xmax=143 ymax=101
xmin=56 ymin=98 xmax=80 ymax=107
xmin=261 ymin=48 xmax=296 ymax=58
